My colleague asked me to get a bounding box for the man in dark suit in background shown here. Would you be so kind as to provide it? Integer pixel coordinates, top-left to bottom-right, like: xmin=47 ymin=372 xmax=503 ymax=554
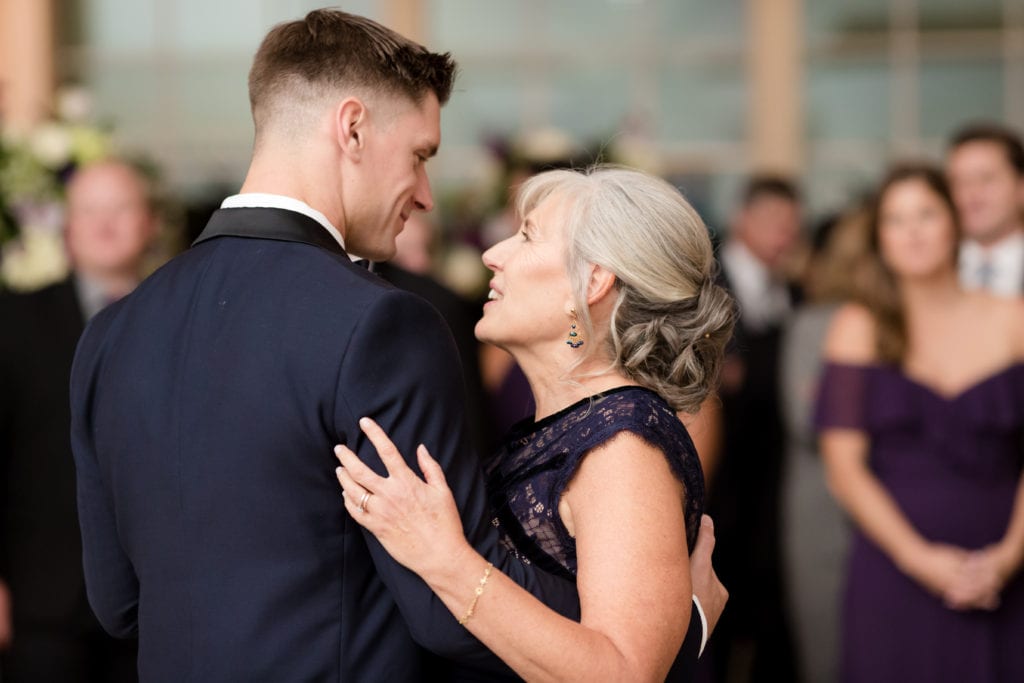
xmin=946 ymin=123 xmax=1024 ymax=297
xmin=1 ymin=159 xmax=157 ymax=682
xmin=704 ymin=176 xmax=802 ymax=683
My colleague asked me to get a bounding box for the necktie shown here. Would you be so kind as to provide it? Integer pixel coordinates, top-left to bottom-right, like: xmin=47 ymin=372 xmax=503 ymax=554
xmin=977 ymin=258 xmax=995 ymax=289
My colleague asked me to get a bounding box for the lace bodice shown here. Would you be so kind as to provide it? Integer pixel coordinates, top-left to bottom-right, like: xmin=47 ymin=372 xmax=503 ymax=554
xmin=484 ymin=386 xmax=705 ymax=580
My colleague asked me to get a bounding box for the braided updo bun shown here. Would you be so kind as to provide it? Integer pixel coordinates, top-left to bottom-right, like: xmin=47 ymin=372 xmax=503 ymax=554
xmin=515 ymin=165 xmax=736 ymax=413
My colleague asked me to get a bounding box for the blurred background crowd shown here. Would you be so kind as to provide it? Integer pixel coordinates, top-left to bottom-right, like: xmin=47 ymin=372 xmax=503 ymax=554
xmin=1 ymin=1 xmax=1023 ymax=682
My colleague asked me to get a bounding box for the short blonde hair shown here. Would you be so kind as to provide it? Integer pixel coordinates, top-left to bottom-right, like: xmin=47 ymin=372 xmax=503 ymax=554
xmin=516 ymin=165 xmax=735 ymax=413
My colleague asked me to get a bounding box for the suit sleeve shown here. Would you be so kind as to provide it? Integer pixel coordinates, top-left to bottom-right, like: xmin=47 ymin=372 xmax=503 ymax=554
xmin=69 ymin=314 xmax=140 ymax=638
xmin=334 ymin=289 xmax=580 ymax=670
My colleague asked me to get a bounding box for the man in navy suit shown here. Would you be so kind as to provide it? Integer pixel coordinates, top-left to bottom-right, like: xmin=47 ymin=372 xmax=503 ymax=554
xmin=70 ymin=9 xmax=718 ymax=681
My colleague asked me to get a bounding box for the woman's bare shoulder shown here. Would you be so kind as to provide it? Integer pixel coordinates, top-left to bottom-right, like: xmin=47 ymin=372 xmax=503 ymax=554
xmin=578 ymin=431 xmax=681 ymax=486
xmin=1006 ymin=296 xmax=1024 ymax=358
xmin=967 ymin=292 xmax=1024 ymax=358
xmin=822 ymin=302 xmax=877 ymax=364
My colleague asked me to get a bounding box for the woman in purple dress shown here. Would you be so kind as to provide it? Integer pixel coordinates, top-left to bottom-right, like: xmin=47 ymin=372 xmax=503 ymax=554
xmin=816 ymin=164 xmax=1024 ymax=682
xmin=333 ymin=166 xmax=735 ymax=681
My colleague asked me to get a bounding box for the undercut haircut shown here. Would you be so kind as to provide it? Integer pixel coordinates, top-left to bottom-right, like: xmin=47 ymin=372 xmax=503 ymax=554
xmin=248 ymin=8 xmax=456 ymax=140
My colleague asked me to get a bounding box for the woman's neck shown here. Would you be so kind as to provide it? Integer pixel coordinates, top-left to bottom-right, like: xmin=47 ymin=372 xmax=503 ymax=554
xmin=511 ymin=344 xmax=636 ymax=421
xmin=898 ymin=267 xmax=962 ymax=313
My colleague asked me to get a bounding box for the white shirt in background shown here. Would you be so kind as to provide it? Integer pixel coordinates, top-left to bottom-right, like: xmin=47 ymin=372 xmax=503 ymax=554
xmin=721 ymin=239 xmax=792 ymax=331
xmin=959 ymin=231 xmax=1024 ymax=298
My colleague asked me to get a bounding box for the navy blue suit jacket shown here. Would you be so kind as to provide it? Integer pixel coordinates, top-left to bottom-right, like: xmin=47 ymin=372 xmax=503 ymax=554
xmin=70 ymin=208 xmax=580 ymax=682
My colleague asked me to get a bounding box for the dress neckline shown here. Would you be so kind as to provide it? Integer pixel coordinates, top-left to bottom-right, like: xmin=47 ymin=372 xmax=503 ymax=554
xmin=508 ymin=385 xmax=664 ymax=438
xmin=826 ymin=360 xmax=1024 ymax=403
xmin=898 ymin=361 xmax=1024 ymax=402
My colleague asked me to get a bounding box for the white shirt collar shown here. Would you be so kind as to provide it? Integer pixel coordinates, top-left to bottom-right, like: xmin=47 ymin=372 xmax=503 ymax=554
xmin=220 ymin=193 xmax=357 ymax=261
xmin=722 ymin=239 xmax=771 ymax=288
xmin=721 ymin=239 xmax=792 ymax=330
xmin=959 ymin=231 xmax=1024 ymax=297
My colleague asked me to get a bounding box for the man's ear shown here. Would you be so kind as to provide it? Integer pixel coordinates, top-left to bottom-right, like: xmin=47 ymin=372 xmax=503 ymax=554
xmin=335 ymin=97 xmax=368 ymax=161
xmin=586 ymin=264 xmax=617 ymax=306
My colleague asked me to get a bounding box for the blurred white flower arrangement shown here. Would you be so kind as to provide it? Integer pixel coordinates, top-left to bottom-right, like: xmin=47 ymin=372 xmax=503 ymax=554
xmin=0 ymin=86 xmax=113 ymax=291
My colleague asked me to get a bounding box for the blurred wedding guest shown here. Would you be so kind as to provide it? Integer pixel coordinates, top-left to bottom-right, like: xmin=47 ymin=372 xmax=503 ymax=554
xmin=780 ymin=205 xmax=870 ymax=683
xmin=0 ymin=159 xmax=158 ymax=683
xmin=704 ymin=175 xmax=801 ymax=683
xmin=817 ymin=164 xmax=1024 ymax=683
xmin=946 ymin=123 xmax=1024 ymax=296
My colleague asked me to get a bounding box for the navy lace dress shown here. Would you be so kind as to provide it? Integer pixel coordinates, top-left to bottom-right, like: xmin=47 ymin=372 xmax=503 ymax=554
xmin=483 ymin=385 xmax=705 ymax=679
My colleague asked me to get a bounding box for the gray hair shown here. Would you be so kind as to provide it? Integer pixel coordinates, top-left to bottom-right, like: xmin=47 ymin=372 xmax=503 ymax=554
xmin=515 ymin=165 xmax=736 ymax=413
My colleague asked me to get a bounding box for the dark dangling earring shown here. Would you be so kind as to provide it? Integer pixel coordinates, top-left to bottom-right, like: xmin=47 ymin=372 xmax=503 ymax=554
xmin=566 ymin=309 xmax=584 ymax=349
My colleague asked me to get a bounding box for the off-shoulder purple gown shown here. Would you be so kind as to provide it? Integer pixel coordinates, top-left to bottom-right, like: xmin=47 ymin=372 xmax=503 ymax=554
xmin=815 ymin=362 xmax=1024 ymax=683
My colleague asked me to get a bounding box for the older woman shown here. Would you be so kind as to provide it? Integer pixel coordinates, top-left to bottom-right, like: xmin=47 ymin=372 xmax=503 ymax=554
xmin=816 ymin=164 xmax=1024 ymax=682
xmin=334 ymin=166 xmax=735 ymax=681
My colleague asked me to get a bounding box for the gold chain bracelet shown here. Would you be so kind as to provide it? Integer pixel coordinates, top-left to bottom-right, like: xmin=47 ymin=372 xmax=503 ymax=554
xmin=458 ymin=562 xmax=494 ymax=626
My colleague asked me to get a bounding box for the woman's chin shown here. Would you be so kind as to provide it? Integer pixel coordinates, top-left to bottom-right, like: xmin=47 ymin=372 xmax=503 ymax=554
xmin=889 ymin=260 xmax=954 ymax=282
xmin=474 ymin=319 xmax=496 ymax=345
xmin=475 ymin=323 xmax=513 ymax=352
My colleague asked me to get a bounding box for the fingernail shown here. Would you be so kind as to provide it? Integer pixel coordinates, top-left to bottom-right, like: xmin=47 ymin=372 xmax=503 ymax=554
xmin=359 ymin=417 xmax=372 ymax=427
xmin=334 ymin=445 xmax=344 ymax=455
xmin=336 ymin=467 xmax=343 ymax=476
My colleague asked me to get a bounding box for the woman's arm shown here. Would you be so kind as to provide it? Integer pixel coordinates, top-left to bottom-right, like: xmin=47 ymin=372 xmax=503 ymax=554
xmin=336 ymin=420 xmax=691 ymax=683
xmin=819 ymin=305 xmax=968 ymax=601
xmin=948 ymin=301 xmax=1024 ymax=607
xmin=986 ymin=473 xmax=1024 ymax=582
xmin=822 ymin=431 xmax=967 ymax=598
xmin=986 ymin=306 xmax=1024 ymax=581
xmin=946 ymin=475 xmax=1024 ymax=609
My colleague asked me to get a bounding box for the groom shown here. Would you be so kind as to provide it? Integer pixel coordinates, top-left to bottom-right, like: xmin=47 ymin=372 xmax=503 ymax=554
xmin=70 ymin=9 xmax=719 ymax=681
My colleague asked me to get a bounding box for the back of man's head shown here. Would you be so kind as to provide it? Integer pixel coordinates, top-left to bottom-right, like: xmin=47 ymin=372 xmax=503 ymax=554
xmin=248 ymin=9 xmax=456 ymax=145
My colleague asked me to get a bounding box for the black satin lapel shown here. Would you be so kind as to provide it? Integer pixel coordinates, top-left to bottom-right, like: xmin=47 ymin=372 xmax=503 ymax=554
xmin=192 ymin=208 xmax=348 ymax=258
